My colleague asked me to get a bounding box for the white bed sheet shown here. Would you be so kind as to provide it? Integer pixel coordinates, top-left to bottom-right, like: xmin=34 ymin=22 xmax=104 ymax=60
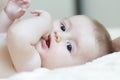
xmin=3 ymin=52 xmax=120 ymax=80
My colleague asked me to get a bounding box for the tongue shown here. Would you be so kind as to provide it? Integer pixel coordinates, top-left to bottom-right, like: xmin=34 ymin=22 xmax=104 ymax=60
xmin=41 ymin=38 xmax=48 ymax=48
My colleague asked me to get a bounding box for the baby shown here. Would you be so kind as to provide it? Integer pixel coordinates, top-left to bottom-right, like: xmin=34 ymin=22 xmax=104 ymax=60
xmin=7 ymin=12 xmax=113 ymax=76
xmin=0 ymin=0 xmax=113 ymax=78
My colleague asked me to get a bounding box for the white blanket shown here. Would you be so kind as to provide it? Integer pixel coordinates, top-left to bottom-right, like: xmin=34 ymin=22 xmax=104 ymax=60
xmin=3 ymin=52 xmax=120 ymax=80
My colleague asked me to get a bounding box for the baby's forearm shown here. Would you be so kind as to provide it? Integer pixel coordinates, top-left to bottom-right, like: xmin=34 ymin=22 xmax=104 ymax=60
xmin=7 ymin=28 xmax=42 ymax=72
xmin=7 ymin=33 xmax=41 ymax=72
xmin=7 ymin=21 xmax=42 ymax=71
xmin=7 ymin=14 xmax=51 ymax=72
xmin=0 ymin=10 xmax=14 ymax=32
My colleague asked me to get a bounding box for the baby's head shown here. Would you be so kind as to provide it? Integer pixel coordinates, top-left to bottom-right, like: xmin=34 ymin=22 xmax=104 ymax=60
xmin=35 ymin=14 xmax=113 ymax=69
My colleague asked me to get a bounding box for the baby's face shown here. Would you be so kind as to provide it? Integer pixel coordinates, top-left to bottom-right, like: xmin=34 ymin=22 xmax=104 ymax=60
xmin=35 ymin=15 xmax=99 ymax=69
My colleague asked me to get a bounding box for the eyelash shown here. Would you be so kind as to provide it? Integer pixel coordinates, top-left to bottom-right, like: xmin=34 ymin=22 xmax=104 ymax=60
xmin=66 ymin=41 xmax=72 ymax=53
xmin=60 ymin=23 xmax=66 ymax=32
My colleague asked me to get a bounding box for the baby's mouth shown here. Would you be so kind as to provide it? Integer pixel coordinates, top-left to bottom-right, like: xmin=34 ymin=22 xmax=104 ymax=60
xmin=41 ymin=35 xmax=51 ymax=49
xmin=46 ymin=35 xmax=51 ymax=48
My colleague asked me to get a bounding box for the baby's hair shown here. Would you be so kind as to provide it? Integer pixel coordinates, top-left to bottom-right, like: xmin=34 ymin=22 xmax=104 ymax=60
xmin=92 ymin=18 xmax=113 ymax=55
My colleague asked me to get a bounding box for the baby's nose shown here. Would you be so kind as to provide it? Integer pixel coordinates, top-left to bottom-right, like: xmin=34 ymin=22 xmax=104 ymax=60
xmin=54 ymin=31 xmax=62 ymax=43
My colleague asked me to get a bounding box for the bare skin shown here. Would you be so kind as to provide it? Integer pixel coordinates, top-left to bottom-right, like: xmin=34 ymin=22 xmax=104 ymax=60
xmin=0 ymin=34 xmax=16 ymax=78
xmin=0 ymin=0 xmax=30 ymax=78
xmin=0 ymin=0 xmax=30 ymax=32
xmin=0 ymin=10 xmax=52 ymax=78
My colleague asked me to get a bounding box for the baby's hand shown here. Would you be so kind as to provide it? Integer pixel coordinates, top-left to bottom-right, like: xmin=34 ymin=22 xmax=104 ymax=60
xmin=4 ymin=0 xmax=30 ymax=21
xmin=31 ymin=10 xmax=53 ymax=37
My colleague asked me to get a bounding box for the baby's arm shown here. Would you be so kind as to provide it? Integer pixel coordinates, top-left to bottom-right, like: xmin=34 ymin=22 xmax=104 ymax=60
xmin=7 ymin=10 xmax=52 ymax=72
xmin=0 ymin=0 xmax=30 ymax=32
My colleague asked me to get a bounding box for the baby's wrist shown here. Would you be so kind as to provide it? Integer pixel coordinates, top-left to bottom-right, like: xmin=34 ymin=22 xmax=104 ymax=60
xmin=1 ymin=9 xmax=13 ymax=23
xmin=3 ymin=8 xmax=15 ymax=22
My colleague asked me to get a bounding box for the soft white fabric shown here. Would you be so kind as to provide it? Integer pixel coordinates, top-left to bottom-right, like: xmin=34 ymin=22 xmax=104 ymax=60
xmin=4 ymin=52 xmax=120 ymax=80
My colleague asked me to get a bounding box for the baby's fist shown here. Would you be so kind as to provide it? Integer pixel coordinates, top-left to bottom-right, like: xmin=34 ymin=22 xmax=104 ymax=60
xmin=4 ymin=0 xmax=30 ymax=20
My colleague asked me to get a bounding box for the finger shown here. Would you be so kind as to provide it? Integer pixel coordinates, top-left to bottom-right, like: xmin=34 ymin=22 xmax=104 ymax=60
xmin=14 ymin=0 xmax=31 ymax=8
xmin=16 ymin=8 xmax=26 ymax=18
xmin=31 ymin=10 xmax=41 ymax=16
xmin=18 ymin=0 xmax=30 ymax=5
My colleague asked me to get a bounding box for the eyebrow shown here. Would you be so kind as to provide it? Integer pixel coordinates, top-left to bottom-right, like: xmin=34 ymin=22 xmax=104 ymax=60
xmin=63 ymin=19 xmax=73 ymax=31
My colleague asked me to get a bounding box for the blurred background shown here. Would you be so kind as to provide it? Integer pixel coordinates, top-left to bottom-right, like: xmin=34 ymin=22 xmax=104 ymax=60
xmin=23 ymin=0 xmax=76 ymax=19
xmin=77 ymin=0 xmax=120 ymax=28
xmin=23 ymin=0 xmax=120 ymax=28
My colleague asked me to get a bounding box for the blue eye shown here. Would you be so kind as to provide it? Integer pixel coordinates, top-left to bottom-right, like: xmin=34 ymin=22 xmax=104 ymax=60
xmin=60 ymin=23 xmax=66 ymax=31
xmin=66 ymin=42 xmax=72 ymax=52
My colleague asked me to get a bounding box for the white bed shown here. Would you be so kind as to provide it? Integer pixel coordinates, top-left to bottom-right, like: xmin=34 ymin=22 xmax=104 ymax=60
xmin=3 ymin=28 xmax=120 ymax=80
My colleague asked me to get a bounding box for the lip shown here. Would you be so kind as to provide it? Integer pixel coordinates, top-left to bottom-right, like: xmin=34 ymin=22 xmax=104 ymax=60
xmin=41 ymin=34 xmax=51 ymax=49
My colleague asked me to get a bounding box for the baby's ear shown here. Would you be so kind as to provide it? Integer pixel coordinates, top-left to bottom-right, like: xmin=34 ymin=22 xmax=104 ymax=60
xmin=112 ymin=37 xmax=120 ymax=52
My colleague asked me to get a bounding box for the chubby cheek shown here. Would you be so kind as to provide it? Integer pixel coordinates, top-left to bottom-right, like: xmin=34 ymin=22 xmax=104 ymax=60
xmin=41 ymin=47 xmax=72 ymax=69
